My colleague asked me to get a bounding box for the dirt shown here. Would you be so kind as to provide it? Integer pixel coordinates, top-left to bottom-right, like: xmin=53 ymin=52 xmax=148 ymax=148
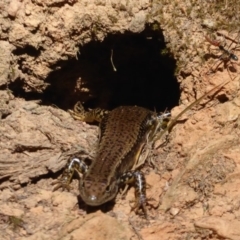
xmin=1 ymin=0 xmax=240 ymax=240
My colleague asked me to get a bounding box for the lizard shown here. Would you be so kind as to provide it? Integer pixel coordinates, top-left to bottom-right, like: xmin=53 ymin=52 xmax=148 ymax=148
xmin=53 ymin=79 xmax=230 ymax=217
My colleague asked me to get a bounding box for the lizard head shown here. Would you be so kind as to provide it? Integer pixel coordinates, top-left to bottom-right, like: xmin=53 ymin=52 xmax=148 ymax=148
xmin=79 ymin=176 xmax=118 ymax=206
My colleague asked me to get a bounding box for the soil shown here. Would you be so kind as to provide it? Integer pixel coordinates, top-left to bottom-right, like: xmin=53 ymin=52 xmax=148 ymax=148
xmin=1 ymin=0 xmax=240 ymax=240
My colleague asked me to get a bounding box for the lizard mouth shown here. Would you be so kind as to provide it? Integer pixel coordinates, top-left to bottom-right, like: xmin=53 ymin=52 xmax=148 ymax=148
xmin=80 ymin=187 xmax=117 ymax=206
xmin=82 ymin=194 xmax=107 ymax=206
xmin=85 ymin=195 xmax=100 ymax=206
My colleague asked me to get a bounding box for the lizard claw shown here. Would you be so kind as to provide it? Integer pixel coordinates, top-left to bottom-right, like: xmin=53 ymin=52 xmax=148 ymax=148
xmin=51 ymin=179 xmax=72 ymax=192
xmin=130 ymin=194 xmax=148 ymax=219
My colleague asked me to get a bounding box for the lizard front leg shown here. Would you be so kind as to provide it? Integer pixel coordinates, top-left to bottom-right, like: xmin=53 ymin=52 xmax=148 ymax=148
xmin=53 ymin=157 xmax=88 ymax=191
xmin=119 ymin=171 xmax=147 ymax=217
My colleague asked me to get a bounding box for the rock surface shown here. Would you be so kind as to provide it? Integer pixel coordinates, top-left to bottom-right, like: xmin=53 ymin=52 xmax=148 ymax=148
xmin=0 ymin=0 xmax=240 ymax=239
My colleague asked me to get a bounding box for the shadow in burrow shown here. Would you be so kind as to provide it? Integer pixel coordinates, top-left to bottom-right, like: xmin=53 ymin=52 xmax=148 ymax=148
xmin=8 ymin=25 xmax=180 ymax=113
xmin=42 ymin=26 xmax=180 ymax=112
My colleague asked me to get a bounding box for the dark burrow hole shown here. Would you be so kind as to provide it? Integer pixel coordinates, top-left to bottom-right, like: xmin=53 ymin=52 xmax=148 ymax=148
xmin=9 ymin=26 xmax=180 ymax=112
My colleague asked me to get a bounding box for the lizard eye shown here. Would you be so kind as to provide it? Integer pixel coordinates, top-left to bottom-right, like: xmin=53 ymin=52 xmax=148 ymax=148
xmin=105 ymin=185 xmax=111 ymax=193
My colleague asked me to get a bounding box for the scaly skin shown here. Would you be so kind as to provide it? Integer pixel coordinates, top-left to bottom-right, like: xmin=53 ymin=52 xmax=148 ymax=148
xmin=55 ymin=104 xmax=169 ymax=215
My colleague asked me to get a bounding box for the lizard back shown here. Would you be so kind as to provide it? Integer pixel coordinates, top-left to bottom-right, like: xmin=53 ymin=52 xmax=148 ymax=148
xmin=86 ymin=106 xmax=153 ymax=181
